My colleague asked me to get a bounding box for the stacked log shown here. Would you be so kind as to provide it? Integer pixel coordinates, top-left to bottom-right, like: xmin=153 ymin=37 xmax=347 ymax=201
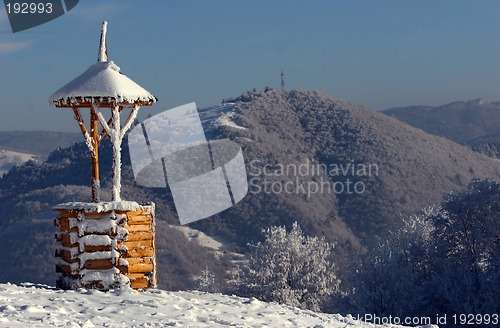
xmin=53 ymin=202 xmax=157 ymax=290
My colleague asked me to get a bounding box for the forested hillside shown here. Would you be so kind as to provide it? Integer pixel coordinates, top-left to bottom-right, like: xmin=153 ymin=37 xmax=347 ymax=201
xmin=0 ymin=89 xmax=499 ymax=288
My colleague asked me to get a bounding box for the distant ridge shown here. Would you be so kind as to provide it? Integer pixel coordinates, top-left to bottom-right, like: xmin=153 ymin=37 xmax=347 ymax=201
xmin=383 ymin=99 xmax=500 ymax=157
xmin=0 ymin=131 xmax=81 ymax=156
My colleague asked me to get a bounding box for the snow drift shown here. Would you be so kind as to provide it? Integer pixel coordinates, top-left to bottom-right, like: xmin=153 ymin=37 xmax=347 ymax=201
xmin=0 ymin=283 xmax=437 ymax=327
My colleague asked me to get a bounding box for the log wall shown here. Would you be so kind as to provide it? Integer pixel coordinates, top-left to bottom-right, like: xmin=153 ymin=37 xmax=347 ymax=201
xmin=53 ymin=203 xmax=157 ymax=290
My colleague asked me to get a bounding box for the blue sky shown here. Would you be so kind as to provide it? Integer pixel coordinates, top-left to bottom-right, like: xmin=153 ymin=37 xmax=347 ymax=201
xmin=1 ymin=0 xmax=500 ymax=132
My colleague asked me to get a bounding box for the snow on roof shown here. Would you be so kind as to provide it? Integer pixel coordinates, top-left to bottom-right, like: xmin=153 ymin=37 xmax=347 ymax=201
xmin=49 ymin=21 xmax=156 ymax=108
xmin=49 ymin=60 xmax=157 ymax=108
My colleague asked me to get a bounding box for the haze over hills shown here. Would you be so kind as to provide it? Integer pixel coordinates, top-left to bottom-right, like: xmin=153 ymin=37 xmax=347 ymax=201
xmin=0 ymin=131 xmax=82 ymax=174
xmin=0 ymin=131 xmax=81 ymax=156
xmin=383 ymin=99 xmax=500 ymax=158
xmin=0 ymin=89 xmax=499 ymax=288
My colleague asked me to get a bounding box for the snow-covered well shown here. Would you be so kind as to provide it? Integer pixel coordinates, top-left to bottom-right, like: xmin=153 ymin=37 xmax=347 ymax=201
xmin=48 ymin=22 xmax=159 ymax=291
xmin=53 ymin=201 xmax=156 ymax=290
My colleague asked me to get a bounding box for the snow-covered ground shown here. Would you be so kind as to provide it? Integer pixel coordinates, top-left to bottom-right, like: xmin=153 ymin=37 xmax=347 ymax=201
xmin=199 ymin=103 xmax=247 ymax=134
xmin=0 ymin=283 xmax=436 ymax=328
xmin=214 ymin=111 xmax=247 ymax=131
xmin=0 ymin=149 xmax=38 ymax=175
xmin=170 ymin=225 xmax=225 ymax=251
xmin=169 ymin=225 xmax=246 ymax=269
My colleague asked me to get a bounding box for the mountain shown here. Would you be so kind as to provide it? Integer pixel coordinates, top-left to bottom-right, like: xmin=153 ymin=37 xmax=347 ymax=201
xmin=383 ymin=99 xmax=500 ymax=157
xmin=0 ymin=283 xmax=432 ymax=328
xmin=0 ymin=89 xmax=499 ymax=288
xmin=193 ymin=90 xmax=500 ymax=246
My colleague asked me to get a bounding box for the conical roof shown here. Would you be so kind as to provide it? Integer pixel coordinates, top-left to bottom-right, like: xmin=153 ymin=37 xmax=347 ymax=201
xmin=49 ymin=21 xmax=157 ymax=108
xmin=49 ymin=60 xmax=157 ymax=108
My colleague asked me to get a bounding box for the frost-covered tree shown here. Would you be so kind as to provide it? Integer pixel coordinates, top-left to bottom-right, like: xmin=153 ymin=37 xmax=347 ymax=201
xmin=350 ymin=179 xmax=500 ymax=321
xmin=348 ymin=212 xmax=434 ymax=317
xmin=427 ymin=179 xmax=500 ymax=315
xmin=193 ymin=266 xmax=219 ymax=293
xmin=238 ymin=222 xmax=340 ymax=312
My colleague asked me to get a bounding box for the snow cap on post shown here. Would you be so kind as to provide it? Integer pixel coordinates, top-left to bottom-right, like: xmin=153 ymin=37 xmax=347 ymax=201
xmin=98 ymin=21 xmax=108 ymax=62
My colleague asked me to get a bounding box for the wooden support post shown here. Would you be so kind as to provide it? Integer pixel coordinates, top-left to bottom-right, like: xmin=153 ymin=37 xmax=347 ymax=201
xmin=90 ymin=108 xmax=100 ymax=202
xmin=98 ymin=109 xmax=122 ymax=143
xmin=73 ymin=107 xmax=100 ymax=203
xmin=111 ymin=105 xmax=121 ymax=201
xmin=97 ymin=105 xmax=139 ymax=202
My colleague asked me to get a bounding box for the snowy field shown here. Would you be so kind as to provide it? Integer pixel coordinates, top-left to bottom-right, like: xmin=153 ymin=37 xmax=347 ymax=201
xmin=0 ymin=283 xmax=436 ymax=328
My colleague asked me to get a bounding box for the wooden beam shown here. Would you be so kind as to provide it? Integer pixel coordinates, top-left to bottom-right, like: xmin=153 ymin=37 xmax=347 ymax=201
xmin=126 ymin=273 xmax=146 ymax=279
xmin=73 ymin=107 xmax=100 ymax=202
xmin=72 ymin=107 xmax=88 ymax=139
xmin=83 ymin=259 xmax=114 ymax=270
xmin=118 ymin=260 xmax=153 ymax=274
xmin=56 ymin=250 xmax=79 ymax=264
xmin=126 ymin=224 xmax=152 ymax=232
xmin=130 ymin=277 xmax=150 ymax=289
xmin=54 ymin=210 xmax=79 ymax=218
xmin=121 ymin=240 xmax=153 ymax=248
xmin=56 ymin=233 xmax=78 ymax=248
xmin=54 ymin=97 xmax=155 ymax=108
xmin=126 ymin=215 xmax=153 ymax=225
xmin=55 ymin=264 xmax=75 ymax=274
xmin=126 ymin=231 xmax=153 ymax=241
xmin=119 ymin=246 xmax=154 ymax=258
xmin=84 ymin=244 xmax=112 ymax=252
xmin=98 ymin=118 xmax=112 ymax=142
xmin=120 ymin=106 xmax=139 ymax=139
xmin=98 ymin=108 xmax=122 ymax=143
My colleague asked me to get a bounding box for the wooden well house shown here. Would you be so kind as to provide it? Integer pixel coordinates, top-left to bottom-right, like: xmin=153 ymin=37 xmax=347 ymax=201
xmin=49 ymin=21 xmax=158 ymax=290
